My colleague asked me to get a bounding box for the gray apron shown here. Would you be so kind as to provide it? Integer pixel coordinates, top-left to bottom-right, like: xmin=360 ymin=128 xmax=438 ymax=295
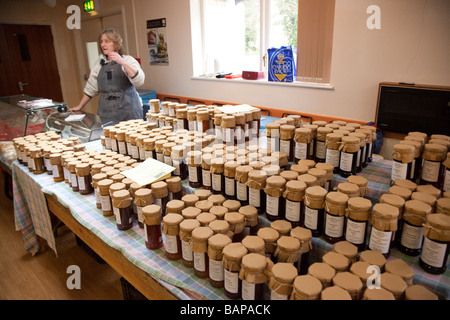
xmin=97 ymin=60 xmax=142 ymax=125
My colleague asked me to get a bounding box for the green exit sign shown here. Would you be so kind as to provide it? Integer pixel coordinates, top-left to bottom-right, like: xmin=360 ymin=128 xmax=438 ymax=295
xmin=83 ymin=0 xmax=95 ymax=12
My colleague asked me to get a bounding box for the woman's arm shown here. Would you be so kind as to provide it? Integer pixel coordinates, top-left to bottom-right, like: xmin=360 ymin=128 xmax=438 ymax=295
xmin=108 ymin=52 xmax=145 ymax=86
xmin=70 ymin=93 xmax=91 ymax=111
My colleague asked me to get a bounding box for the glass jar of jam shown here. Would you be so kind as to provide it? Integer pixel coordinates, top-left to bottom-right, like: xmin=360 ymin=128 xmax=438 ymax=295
xmin=179 ymin=219 xmax=201 ymax=268
xmin=315 ymin=127 xmax=333 ymax=163
xmin=235 ymin=165 xmax=252 ymax=206
xmin=50 ymin=153 xmax=64 ymax=182
xmin=143 ymin=138 xmax=156 ymax=160
xmin=264 ymin=175 xmax=287 ymax=221
xmin=92 ymin=173 xmax=107 ymax=209
xmin=166 ymin=176 xmax=183 ymax=201
xmin=337 ymin=182 xmax=360 ymax=199
xmin=442 ymin=152 xmax=450 ymax=192
xmin=221 ymin=115 xmax=236 ymax=147
xmin=97 ymin=179 xmax=114 ymax=216
xmin=239 ymin=205 xmax=259 ymax=235
xmin=111 ymin=189 xmax=133 ymax=230
xmin=29 ymin=147 xmax=45 ymax=175
xmin=271 ymin=220 xmax=292 ymax=238
xmin=294 ymin=128 xmax=312 ymax=162
xmin=307 ymin=167 xmax=327 ymax=189
xmin=251 ymin=109 xmax=261 ymax=139
xmin=210 ymin=157 xmax=225 ymax=194
xmin=213 ymin=113 xmax=224 ymax=142
xmin=208 ymin=233 xmax=232 ymax=288
xmin=279 ymin=124 xmax=295 ymax=162
xmin=75 ymin=163 xmax=93 ymax=195
xmin=149 ymin=99 xmax=160 ymax=113
xmin=399 ymin=199 xmax=432 ymax=256
xmin=150 ymin=180 xmax=168 ymax=214
xmin=175 ymin=108 xmax=188 ymax=131
xmin=209 ymin=205 xmax=228 ymax=221
xmin=266 ymin=122 xmax=280 ymax=153
xmin=191 ymin=226 xmax=214 ymax=278
xmin=420 ymin=143 xmax=447 ymax=188
xmin=291 ymin=274 xmax=323 ymax=300
xmin=195 ymin=189 xmax=212 ymax=201
xmin=234 ymin=113 xmax=246 ymax=147
xmin=391 ymin=144 xmax=415 ymax=184
xmin=224 ymin=211 xmax=246 ymax=243
xmin=196 ymin=110 xmax=210 ymax=133
xmin=283 ymin=180 xmax=307 ymax=228
xmin=162 ymin=142 xmax=175 ymax=167
xmin=436 ymin=197 xmax=450 ymax=215
xmin=142 ymin=204 xmax=163 ymax=250
xmin=339 ymin=136 xmax=360 ymax=177
xmin=201 ymin=153 xmax=213 ymax=190
xmin=274 ymin=236 xmax=301 ymax=264
xmin=162 ymin=213 xmax=184 ymax=260
xmin=323 ymin=191 xmax=349 ymax=244
xmin=325 ymin=133 xmax=343 ymax=173
xmin=155 ymin=139 xmax=168 ymax=162
xmin=239 ymin=253 xmax=269 ymax=300
xmin=115 ymin=129 xmax=127 ymax=155
xmin=187 ymin=109 xmax=197 ymax=132
xmin=332 ymin=271 xmax=363 ymax=300
xmin=257 ymin=227 xmax=280 ymax=261
xmin=222 ymin=242 xmax=248 ymax=299
xmin=224 ymin=161 xmax=239 ymax=200
xmin=419 ymin=213 xmax=450 ymax=275
xmin=379 ymin=193 xmax=405 ymax=248
xmin=134 ymin=188 xmax=154 ymax=228
xmin=303 ymin=186 xmax=327 ymax=237
xmin=187 ymin=150 xmax=203 ymax=188
xmin=269 ymin=262 xmax=298 ymax=300
xmin=344 ymin=197 xmax=372 ymax=251
xmin=290 ymin=227 xmax=312 ymax=275
xmin=247 ymin=169 xmax=267 ymax=215
xmin=307 ymin=262 xmax=335 ymax=289
xmin=368 ymin=203 xmax=400 ymax=258
xmin=170 ymin=145 xmax=187 ymax=180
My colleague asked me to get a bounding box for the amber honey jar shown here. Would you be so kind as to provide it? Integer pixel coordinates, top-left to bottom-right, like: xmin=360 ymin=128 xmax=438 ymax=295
xmin=76 ymin=163 xmax=93 ymax=195
xmin=143 ymin=204 xmax=163 ymax=250
xmin=134 ymin=188 xmax=154 ymax=228
xmin=111 ymin=190 xmax=133 ymax=230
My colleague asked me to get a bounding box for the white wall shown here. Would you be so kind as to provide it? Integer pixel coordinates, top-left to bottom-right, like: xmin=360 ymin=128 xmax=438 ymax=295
xmin=134 ymin=0 xmax=450 ymax=123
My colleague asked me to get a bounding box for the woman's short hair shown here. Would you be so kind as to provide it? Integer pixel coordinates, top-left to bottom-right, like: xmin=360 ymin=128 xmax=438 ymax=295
xmin=98 ymin=29 xmax=125 ymax=55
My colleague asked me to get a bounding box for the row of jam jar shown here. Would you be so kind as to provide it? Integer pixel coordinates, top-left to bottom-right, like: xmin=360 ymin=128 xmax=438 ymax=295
xmin=145 ymin=100 xmax=264 ymax=144
xmin=391 ymin=131 xmax=450 ymax=192
xmin=141 ymin=200 xmax=440 ymax=300
xmin=266 ymin=120 xmax=377 ymax=178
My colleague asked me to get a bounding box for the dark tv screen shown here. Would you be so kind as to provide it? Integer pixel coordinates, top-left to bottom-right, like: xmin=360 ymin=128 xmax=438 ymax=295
xmin=376 ymin=85 xmax=450 ymax=135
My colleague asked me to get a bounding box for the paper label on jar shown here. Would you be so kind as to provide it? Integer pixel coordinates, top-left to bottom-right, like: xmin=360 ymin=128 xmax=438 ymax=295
xmin=164 ymin=155 xmax=172 ymax=166
xmin=165 ymin=235 xmax=178 ymax=254
xmin=266 ymin=195 xmax=279 ymax=216
xmin=194 ymin=252 xmax=206 ymax=272
xmin=249 ymin=188 xmax=260 ymax=207
xmin=44 ymin=158 xmax=51 ymax=171
xmin=131 ymin=145 xmax=139 ymax=159
xmin=223 ymin=128 xmax=234 ymax=144
xmin=241 ymin=280 xmax=255 ymax=300
xmin=100 ymin=195 xmax=111 ymax=211
xmin=391 ymin=161 xmax=408 ymax=181
xmin=156 ymin=152 xmax=164 ymax=162
xmin=78 ymin=176 xmax=86 ymax=191
xmin=177 ymin=119 xmax=185 ymax=130
xmin=212 ymin=173 xmax=222 ymax=191
xmin=280 ymin=139 xmax=291 ymax=157
xmin=244 ymin=123 xmax=249 ymax=138
xmin=285 ymin=200 xmax=301 ymax=222
xmin=235 ymin=127 xmax=244 ymax=141
xmin=421 ymin=237 xmax=448 ymax=268
xmin=444 ymin=170 xmax=450 ymax=191
xmin=111 ymin=141 xmax=117 ymax=152
xmin=345 ymin=220 xmax=366 ymax=245
xmin=197 ymin=121 xmax=203 ymax=133
xmin=188 ymin=120 xmax=196 ymax=131
xmin=52 ymin=165 xmax=60 ymax=178
xmin=315 ymin=140 xmax=326 ymax=159
xmin=339 ymin=152 xmax=354 ymax=172
xmin=95 ymin=187 xmax=101 ymax=204
xmin=154 ymin=198 xmax=162 ymax=208
xmin=136 ymin=206 xmax=144 ymax=223
xmin=71 ymin=173 xmax=78 ymax=187
xmin=172 ymin=159 xmax=181 ymax=175
xmin=356 ymin=149 xmax=361 ymax=167
xmin=63 ymin=167 xmax=70 ymax=182
xmin=304 ymin=206 xmax=318 ymax=230
xmin=270 ymin=290 xmax=289 ymax=300
xmin=113 ymin=207 xmax=121 ymax=224
xmin=144 ymin=150 xmax=154 ymax=160
xmin=368 ymin=228 xmax=392 ymax=254
xmin=268 ymin=137 xmax=279 ymax=152
xmin=252 ymin=120 xmax=258 ymax=136
xmin=237 ymin=182 xmax=247 ymax=201
xmin=202 ymin=169 xmax=211 ymax=187
xmin=295 ymin=142 xmax=308 ymax=160
xmin=209 ymin=259 xmax=224 ymax=282
xmin=325 ymin=213 xmax=344 ymax=238
xmin=225 ymin=177 xmax=235 ymax=197
xmin=400 ymin=223 xmax=423 ymax=250
xmin=105 ymin=137 xmax=111 ymax=149
xmin=326 ymin=148 xmax=340 ymax=168
xmin=182 ymin=240 xmax=193 ymax=262
xmin=189 ymin=166 xmax=198 ymax=182
xmin=118 ymin=141 xmax=127 ymax=155
xmin=421 ymin=160 xmax=440 ymax=182
xmin=224 ymin=269 xmax=239 ymax=294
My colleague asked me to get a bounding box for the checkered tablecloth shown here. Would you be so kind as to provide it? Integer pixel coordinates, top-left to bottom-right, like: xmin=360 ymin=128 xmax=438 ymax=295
xmin=41 ymin=181 xmax=228 ymax=300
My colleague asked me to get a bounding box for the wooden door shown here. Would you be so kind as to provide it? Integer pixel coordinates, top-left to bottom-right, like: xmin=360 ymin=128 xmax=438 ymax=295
xmin=0 ymin=24 xmax=63 ymax=102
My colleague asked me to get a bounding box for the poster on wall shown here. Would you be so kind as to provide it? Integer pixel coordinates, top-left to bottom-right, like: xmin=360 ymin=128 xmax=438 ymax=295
xmin=147 ymin=18 xmax=169 ymax=66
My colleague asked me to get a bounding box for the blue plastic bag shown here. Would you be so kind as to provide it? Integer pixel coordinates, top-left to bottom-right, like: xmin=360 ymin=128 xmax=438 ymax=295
xmin=267 ymin=46 xmax=296 ymax=82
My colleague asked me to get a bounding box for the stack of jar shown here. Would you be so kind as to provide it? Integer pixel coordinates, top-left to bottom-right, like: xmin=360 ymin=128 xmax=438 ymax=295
xmin=395 ymin=131 xmax=450 ymax=193
xmin=266 ymin=118 xmax=375 ymax=178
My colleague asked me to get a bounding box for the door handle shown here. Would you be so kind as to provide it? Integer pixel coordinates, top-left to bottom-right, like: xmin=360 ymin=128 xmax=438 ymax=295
xmin=19 ymin=81 xmax=29 ymax=91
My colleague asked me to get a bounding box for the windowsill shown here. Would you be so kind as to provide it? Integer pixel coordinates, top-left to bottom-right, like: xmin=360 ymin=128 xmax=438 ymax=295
xmin=190 ymin=75 xmax=334 ymax=90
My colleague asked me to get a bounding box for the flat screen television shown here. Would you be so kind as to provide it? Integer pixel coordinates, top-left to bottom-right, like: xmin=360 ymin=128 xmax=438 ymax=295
xmin=375 ymin=82 xmax=450 ymax=135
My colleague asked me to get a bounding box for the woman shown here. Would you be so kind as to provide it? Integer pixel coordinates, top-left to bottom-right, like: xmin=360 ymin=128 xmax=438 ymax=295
xmin=71 ymin=29 xmax=145 ymax=125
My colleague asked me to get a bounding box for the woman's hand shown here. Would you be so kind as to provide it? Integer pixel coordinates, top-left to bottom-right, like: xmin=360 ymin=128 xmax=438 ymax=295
xmin=108 ymin=51 xmax=126 ymax=65
xmin=70 ymin=104 xmax=84 ymax=112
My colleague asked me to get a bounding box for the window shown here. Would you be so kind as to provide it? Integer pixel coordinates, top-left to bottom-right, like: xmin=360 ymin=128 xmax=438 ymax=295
xmin=193 ymin=0 xmax=334 ymax=84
